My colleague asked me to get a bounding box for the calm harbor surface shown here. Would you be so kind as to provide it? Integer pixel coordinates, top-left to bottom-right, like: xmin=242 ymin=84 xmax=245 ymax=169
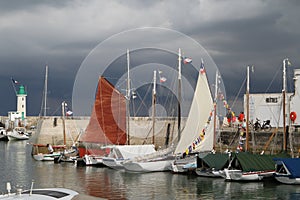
xmin=1 ymin=141 xmax=300 ymax=200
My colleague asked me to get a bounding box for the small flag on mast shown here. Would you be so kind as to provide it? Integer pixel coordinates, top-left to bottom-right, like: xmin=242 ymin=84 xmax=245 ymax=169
xmin=11 ymin=78 xmax=19 ymax=84
xmin=160 ymin=77 xmax=167 ymax=83
xmin=66 ymin=110 xmax=73 ymax=116
xmin=200 ymin=59 xmax=205 ymax=74
xmin=183 ymin=57 xmax=192 ymax=64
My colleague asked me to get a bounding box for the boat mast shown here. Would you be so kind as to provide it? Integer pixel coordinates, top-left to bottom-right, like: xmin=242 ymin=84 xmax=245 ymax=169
xmin=62 ymin=101 xmax=67 ymax=146
xmin=126 ymin=49 xmax=131 ymax=145
xmin=177 ymin=48 xmax=182 ymax=142
xmin=213 ymin=69 xmax=219 ymax=149
xmin=43 ymin=65 xmax=48 ymax=117
xmin=282 ymin=58 xmax=289 ymax=152
xmin=246 ymin=65 xmax=250 ymax=151
xmin=152 ymin=70 xmax=157 ymax=145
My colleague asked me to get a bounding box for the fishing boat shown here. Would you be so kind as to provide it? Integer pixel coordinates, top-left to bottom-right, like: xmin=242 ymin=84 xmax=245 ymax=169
xmin=7 ymin=127 xmax=29 ymax=141
xmin=77 ymin=76 xmax=127 ymax=166
xmin=274 ymin=158 xmax=300 ymax=184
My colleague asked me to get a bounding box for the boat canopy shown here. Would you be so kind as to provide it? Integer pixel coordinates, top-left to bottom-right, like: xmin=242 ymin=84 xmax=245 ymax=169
xmin=274 ymin=158 xmax=300 ymax=178
xmin=197 ymin=153 xmax=229 ymax=170
xmin=112 ymin=145 xmax=156 ymax=159
xmin=231 ymin=152 xmax=286 ymax=172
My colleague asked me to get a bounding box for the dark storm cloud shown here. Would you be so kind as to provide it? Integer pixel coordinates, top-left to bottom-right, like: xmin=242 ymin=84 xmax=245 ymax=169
xmin=0 ymin=0 xmax=300 ymax=116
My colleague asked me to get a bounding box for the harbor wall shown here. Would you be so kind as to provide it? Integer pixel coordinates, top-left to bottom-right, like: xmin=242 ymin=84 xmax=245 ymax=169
xmin=2 ymin=116 xmax=300 ymax=155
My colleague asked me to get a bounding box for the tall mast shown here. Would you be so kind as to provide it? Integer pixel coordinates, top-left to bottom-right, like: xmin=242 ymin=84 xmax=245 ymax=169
xmin=126 ymin=49 xmax=131 ymax=145
xmin=282 ymin=58 xmax=288 ymax=151
xmin=177 ymin=48 xmax=182 ymax=142
xmin=152 ymin=70 xmax=157 ymax=145
xmin=213 ymin=69 xmax=218 ymax=149
xmin=43 ymin=65 xmax=48 ymax=117
xmin=246 ymin=66 xmax=250 ymax=151
xmin=62 ymin=101 xmax=67 ymax=146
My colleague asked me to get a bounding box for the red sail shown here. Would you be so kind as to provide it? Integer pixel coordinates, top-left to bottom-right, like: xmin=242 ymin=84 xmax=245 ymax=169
xmin=80 ymin=76 xmax=127 ymax=145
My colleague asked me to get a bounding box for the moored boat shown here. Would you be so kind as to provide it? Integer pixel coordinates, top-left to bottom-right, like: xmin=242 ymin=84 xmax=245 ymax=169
xmin=220 ymin=152 xmax=276 ymax=181
xmin=78 ymin=76 xmax=127 ymax=166
xmin=102 ymin=144 xmax=156 ymax=170
xmin=7 ymin=127 xmax=29 ymax=141
xmin=274 ymin=158 xmax=300 ymax=184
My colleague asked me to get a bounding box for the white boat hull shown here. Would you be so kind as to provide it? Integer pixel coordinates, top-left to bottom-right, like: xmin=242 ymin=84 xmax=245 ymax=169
xmin=123 ymin=159 xmax=173 ymax=173
xmin=83 ymin=155 xmax=103 ymax=166
xmin=33 ymin=153 xmax=61 ymax=161
xmin=0 ymin=188 xmax=79 ymax=200
xmin=275 ymin=176 xmax=300 ymax=184
xmin=102 ymin=158 xmax=125 ymax=170
xmin=222 ymin=169 xmax=274 ymax=181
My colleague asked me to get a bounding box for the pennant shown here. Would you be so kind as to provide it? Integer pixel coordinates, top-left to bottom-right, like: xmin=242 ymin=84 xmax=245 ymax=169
xmin=160 ymin=77 xmax=167 ymax=83
xmin=183 ymin=57 xmax=192 ymax=64
xmin=11 ymin=78 xmax=19 ymax=84
xmin=66 ymin=110 xmax=73 ymax=116
xmin=200 ymin=59 xmax=205 ymax=74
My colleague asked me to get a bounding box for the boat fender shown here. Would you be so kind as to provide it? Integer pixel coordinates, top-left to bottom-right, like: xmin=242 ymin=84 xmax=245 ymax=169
xmin=290 ymin=111 xmax=297 ymax=123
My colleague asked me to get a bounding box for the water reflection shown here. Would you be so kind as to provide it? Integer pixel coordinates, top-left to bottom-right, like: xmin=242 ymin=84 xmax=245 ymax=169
xmin=1 ymin=142 xmax=300 ymax=199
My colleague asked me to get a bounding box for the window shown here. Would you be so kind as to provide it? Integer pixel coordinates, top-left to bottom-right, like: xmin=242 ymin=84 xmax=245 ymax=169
xmin=266 ymin=97 xmax=278 ymax=103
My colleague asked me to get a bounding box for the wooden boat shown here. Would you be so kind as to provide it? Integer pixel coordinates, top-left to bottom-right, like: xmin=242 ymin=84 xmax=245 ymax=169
xmin=32 ymin=144 xmax=66 ymax=161
xmin=78 ymin=76 xmax=127 ymax=166
xmin=274 ymin=158 xmax=300 ymax=184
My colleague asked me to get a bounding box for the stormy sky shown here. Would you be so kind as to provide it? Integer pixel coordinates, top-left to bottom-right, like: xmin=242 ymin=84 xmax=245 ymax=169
xmin=0 ymin=0 xmax=299 ymax=117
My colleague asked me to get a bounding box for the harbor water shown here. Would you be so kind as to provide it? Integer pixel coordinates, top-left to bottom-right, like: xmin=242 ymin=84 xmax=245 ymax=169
xmin=1 ymin=141 xmax=300 ymax=200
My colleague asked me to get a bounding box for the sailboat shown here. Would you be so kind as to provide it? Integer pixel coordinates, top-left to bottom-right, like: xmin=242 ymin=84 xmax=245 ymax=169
xmin=32 ymin=66 xmax=79 ymax=162
xmin=123 ymin=49 xmax=215 ymax=173
xmin=221 ymin=65 xmax=287 ymax=181
xmin=172 ymin=63 xmax=216 ymax=173
xmin=32 ymin=101 xmax=78 ymax=161
xmin=77 ymin=76 xmax=127 ymax=166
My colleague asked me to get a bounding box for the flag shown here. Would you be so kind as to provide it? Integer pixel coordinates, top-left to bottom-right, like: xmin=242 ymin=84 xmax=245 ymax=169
xmin=200 ymin=59 xmax=205 ymax=74
xmin=287 ymin=60 xmax=292 ymax=66
xmin=183 ymin=57 xmax=192 ymax=64
xmin=11 ymin=78 xmax=19 ymax=84
xmin=66 ymin=110 xmax=73 ymax=116
xmin=160 ymin=77 xmax=167 ymax=83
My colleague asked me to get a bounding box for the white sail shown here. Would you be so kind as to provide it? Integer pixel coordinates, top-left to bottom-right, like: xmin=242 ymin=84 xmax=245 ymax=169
xmin=174 ymin=71 xmax=214 ymax=154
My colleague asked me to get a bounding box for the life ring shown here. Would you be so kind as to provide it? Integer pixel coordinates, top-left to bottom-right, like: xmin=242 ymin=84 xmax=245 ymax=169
xmin=290 ymin=111 xmax=297 ymax=123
